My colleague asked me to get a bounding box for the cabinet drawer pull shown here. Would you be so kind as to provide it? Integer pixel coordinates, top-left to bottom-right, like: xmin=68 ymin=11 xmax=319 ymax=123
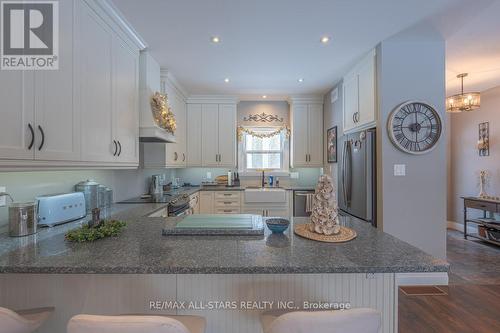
xmin=113 ymin=140 xmax=118 ymax=156
xmin=27 ymin=124 xmax=35 ymax=150
xmin=117 ymin=140 xmax=122 ymax=156
xmin=174 ymin=152 xmax=178 ymax=161
xmin=37 ymin=125 xmax=45 ymax=151
xmin=182 ymin=153 xmax=185 ymax=162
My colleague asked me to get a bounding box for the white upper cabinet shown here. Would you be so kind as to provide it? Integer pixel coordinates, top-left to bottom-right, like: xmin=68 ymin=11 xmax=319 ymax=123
xmin=0 ymin=71 xmax=35 ymax=160
xmin=217 ymin=104 xmax=237 ymax=167
xmin=307 ymin=104 xmax=324 ymax=166
xmin=34 ymin=0 xmax=79 ymax=162
xmin=0 ymin=0 xmax=143 ymax=168
xmin=291 ymin=100 xmax=323 ymax=168
xmin=112 ymin=36 xmax=139 ymax=164
xmin=187 ymin=99 xmax=237 ymax=168
xmin=201 ymin=104 xmax=220 ymax=167
xmin=342 ymin=49 xmax=376 ymax=133
xmin=78 ymin=0 xmax=115 ymax=163
xmin=186 ymin=104 xmax=202 ymax=166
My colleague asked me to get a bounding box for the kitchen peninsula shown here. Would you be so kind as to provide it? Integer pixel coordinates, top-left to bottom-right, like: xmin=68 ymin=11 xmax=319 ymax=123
xmin=0 ymin=204 xmax=448 ymax=333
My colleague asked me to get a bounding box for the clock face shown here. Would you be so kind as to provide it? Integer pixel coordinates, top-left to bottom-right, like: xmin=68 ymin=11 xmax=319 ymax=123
xmin=388 ymin=101 xmax=442 ymax=154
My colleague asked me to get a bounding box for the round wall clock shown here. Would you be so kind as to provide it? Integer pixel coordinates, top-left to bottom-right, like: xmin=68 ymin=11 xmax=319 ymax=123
xmin=387 ymin=101 xmax=442 ymax=154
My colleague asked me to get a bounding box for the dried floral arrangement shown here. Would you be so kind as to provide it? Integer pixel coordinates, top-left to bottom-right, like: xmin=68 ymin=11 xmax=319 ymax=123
xmin=151 ymin=92 xmax=176 ymax=134
xmin=308 ymin=174 xmax=341 ymax=235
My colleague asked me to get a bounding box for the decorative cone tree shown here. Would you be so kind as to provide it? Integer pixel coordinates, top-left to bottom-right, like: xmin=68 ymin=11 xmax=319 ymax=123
xmin=308 ymin=174 xmax=341 ymax=235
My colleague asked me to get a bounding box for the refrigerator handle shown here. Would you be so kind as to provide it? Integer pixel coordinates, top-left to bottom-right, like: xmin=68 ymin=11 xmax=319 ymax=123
xmin=346 ymin=139 xmax=352 ymax=206
xmin=341 ymin=141 xmax=347 ymax=206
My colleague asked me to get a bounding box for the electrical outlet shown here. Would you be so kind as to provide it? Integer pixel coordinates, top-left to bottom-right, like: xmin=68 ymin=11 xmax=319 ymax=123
xmin=206 ymin=172 xmax=212 ymax=180
xmin=394 ymin=164 xmax=406 ymax=176
xmin=0 ymin=187 xmax=6 ymax=207
xmin=290 ymin=172 xmax=299 ymax=179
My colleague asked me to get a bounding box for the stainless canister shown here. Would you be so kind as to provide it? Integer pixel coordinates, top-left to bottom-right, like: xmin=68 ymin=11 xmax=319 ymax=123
xmin=105 ymin=187 xmax=113 ymax=208
xmin=75 ymin=180 xmax=99 ymax=214
xmin=97 ymin=184 xmax=107 ymax=208
xmin=9 ymin=202 xmax=38 ymax=237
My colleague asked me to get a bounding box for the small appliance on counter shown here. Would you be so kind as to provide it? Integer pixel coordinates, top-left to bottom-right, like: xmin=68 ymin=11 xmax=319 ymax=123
xmin=75 ymin=180 xmax=99 ymax=214
xmin=1 ymin=192 xmax=38 ymax=237
xmin=9 ymin=202 xmax=38 ymax=237
xmin=150 ymin=174 xmax=165 ymax=195
xmin=36 ymin=192 xmax=86 ymax=227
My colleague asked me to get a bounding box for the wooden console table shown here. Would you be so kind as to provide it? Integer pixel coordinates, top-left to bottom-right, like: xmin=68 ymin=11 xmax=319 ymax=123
xmin=462 ymin=197 xmax=500 ymax=246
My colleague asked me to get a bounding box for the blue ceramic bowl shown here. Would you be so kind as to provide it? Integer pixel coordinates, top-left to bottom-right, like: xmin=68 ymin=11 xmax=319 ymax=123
xmin=266 ymin=218 xmax=290 ymax=234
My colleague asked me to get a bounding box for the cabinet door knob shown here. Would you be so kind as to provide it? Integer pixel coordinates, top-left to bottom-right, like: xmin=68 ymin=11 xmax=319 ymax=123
xmin=27 ymin=124 xmax=35 ymax=150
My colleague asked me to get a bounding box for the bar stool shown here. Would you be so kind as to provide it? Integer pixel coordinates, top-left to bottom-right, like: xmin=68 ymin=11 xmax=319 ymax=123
xmin=67 ymin=314 xmax=206 ymax=333
xmin=0 ymin=307 xmax=54 ymax=333
xmin=260 ymin=308 xmax=381 ymax=333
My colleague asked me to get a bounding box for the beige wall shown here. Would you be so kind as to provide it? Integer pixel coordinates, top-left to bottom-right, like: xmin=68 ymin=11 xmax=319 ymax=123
xmin=237 ymin=101 xmax=289 ymax=127
xmin=448 ymin=85 xmax=500 ymax=223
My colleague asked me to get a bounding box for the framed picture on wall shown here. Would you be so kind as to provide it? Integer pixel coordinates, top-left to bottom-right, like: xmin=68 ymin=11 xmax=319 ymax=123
xmin=327 ymin=126 xmax=337 ymax=163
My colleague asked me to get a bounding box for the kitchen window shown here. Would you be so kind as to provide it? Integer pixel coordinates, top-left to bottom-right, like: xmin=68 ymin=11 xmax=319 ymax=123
xmin=239 ymin=127 xmax=289 ymax=173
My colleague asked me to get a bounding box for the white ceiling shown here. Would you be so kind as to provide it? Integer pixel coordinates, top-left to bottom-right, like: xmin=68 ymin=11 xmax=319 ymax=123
xmin=112 ymin=0 xmax=496 ymax=97
xmin=445 ymin=0 xmax=500 ymax=95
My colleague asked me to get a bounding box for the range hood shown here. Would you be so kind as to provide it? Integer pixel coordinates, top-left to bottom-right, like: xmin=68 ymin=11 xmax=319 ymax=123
xmin=139 ymin=51 xmax=176 ymax=143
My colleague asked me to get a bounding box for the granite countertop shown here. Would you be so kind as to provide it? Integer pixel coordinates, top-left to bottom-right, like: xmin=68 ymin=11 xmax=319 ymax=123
xmin=0 ymin=204 xmax=448 ymax=274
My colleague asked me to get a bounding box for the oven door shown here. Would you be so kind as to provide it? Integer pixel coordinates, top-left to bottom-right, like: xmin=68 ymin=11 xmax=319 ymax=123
xmin=168 ymin=204 xmax=192 ymax=217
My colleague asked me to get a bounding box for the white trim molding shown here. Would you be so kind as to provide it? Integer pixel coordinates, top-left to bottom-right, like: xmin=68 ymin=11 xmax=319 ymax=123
xmin=87 ymin=0 xmax=147 ymax=50
xmin=447 ymin=220 xmax=477 ymax=234
xmin=395 ymin=272 xmax=449 ymax=286
xmin=160 ymin=68 xmax=189 ymax=101
xmin=187 ymin=95 xmax=239 ymax=104
xmin=287 ymin=95 xmax=324 ymax=104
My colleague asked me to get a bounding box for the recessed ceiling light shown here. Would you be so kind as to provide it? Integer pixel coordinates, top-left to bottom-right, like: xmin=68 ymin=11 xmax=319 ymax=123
xmin=320 ymin=36 xmax=330 ymax=44
xmin=298 ymin=78 xmax=304 ymax=83
xmin=224 ymin=78 xmax=230 ymax=83
xmin=211 ymin=36 xmax=221 ymax=43
xmin=262 ymin=95 xmax=267 ymax=99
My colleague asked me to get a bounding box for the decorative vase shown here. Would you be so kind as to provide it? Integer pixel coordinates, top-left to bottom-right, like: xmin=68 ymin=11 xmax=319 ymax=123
xmin=308 ymin=174 xmax=341 ymax=235
xmin=478 ymin=170 xmax=488 ymax=198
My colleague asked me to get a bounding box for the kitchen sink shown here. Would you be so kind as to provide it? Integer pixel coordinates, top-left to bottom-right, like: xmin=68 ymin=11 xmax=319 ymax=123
xmin=244 ymin=187 xmax=286 ymax=203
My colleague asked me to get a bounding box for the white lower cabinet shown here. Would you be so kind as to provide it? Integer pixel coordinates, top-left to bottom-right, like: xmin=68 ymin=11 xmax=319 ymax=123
xmin=242 ymin=191 xmax=291 ymax=217
xmin=199 ymin=191 xmax=242 ymax=214
xmin=199 ymin=191 xmax=215 ymax=214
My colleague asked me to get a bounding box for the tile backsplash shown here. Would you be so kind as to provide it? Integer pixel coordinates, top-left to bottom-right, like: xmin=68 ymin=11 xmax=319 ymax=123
xmin=0 ymin=168 xmax=172 ymax=228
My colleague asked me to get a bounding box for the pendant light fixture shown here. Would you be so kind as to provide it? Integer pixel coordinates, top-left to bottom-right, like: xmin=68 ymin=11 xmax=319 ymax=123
xmin=446 ymin=73 xmax=480 ymax=113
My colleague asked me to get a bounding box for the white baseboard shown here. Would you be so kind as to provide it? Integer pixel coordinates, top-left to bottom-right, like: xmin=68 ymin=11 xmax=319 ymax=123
xmin=447 ymin=220 xmax=477 ymax=234
xmin=395 ymin=272 xmax=449 ymax=286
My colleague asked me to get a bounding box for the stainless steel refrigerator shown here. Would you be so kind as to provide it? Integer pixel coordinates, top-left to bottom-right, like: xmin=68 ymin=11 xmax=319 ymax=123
xmin=338 ymin=128 xmax=376 ymax=226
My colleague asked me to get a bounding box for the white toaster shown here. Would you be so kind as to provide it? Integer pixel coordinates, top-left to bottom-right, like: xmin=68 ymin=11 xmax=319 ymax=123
xmin=36 ymin=192 xmax=86 ymax=227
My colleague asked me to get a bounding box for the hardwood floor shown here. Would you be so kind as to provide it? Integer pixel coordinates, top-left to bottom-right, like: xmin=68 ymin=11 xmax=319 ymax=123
xmin=399 ymin=229 xmax=500 ymax=333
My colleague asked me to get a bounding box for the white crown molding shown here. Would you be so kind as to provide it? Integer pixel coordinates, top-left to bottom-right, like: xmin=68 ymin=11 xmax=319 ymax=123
xmin=160 ymin=68 xmax=189 ymax=101
xmin=187 ymin=95 xmax=239 ymax=104
xmin=287 ymin=95 xmax=324 ymax=104
xmin=92 ymin=0 xmax=148 ymax=50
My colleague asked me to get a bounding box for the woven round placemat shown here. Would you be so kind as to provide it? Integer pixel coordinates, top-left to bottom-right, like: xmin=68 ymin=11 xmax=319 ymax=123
xmin=294 ymin=224 xmax=357 ymax=243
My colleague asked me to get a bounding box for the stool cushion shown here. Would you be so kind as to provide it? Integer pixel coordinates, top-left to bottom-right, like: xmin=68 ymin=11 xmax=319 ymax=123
xmin=261 ymin=308 xmax=381 ymax=333
xmin=0 ymin=307 xmax=54 ymax=333
xmin=67 ymin=314 xmax=204 ymax=333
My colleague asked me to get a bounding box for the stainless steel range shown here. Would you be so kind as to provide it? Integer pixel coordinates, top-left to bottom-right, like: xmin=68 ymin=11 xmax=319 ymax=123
xmin=118 ymin=193 xmax=191 ymax=217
